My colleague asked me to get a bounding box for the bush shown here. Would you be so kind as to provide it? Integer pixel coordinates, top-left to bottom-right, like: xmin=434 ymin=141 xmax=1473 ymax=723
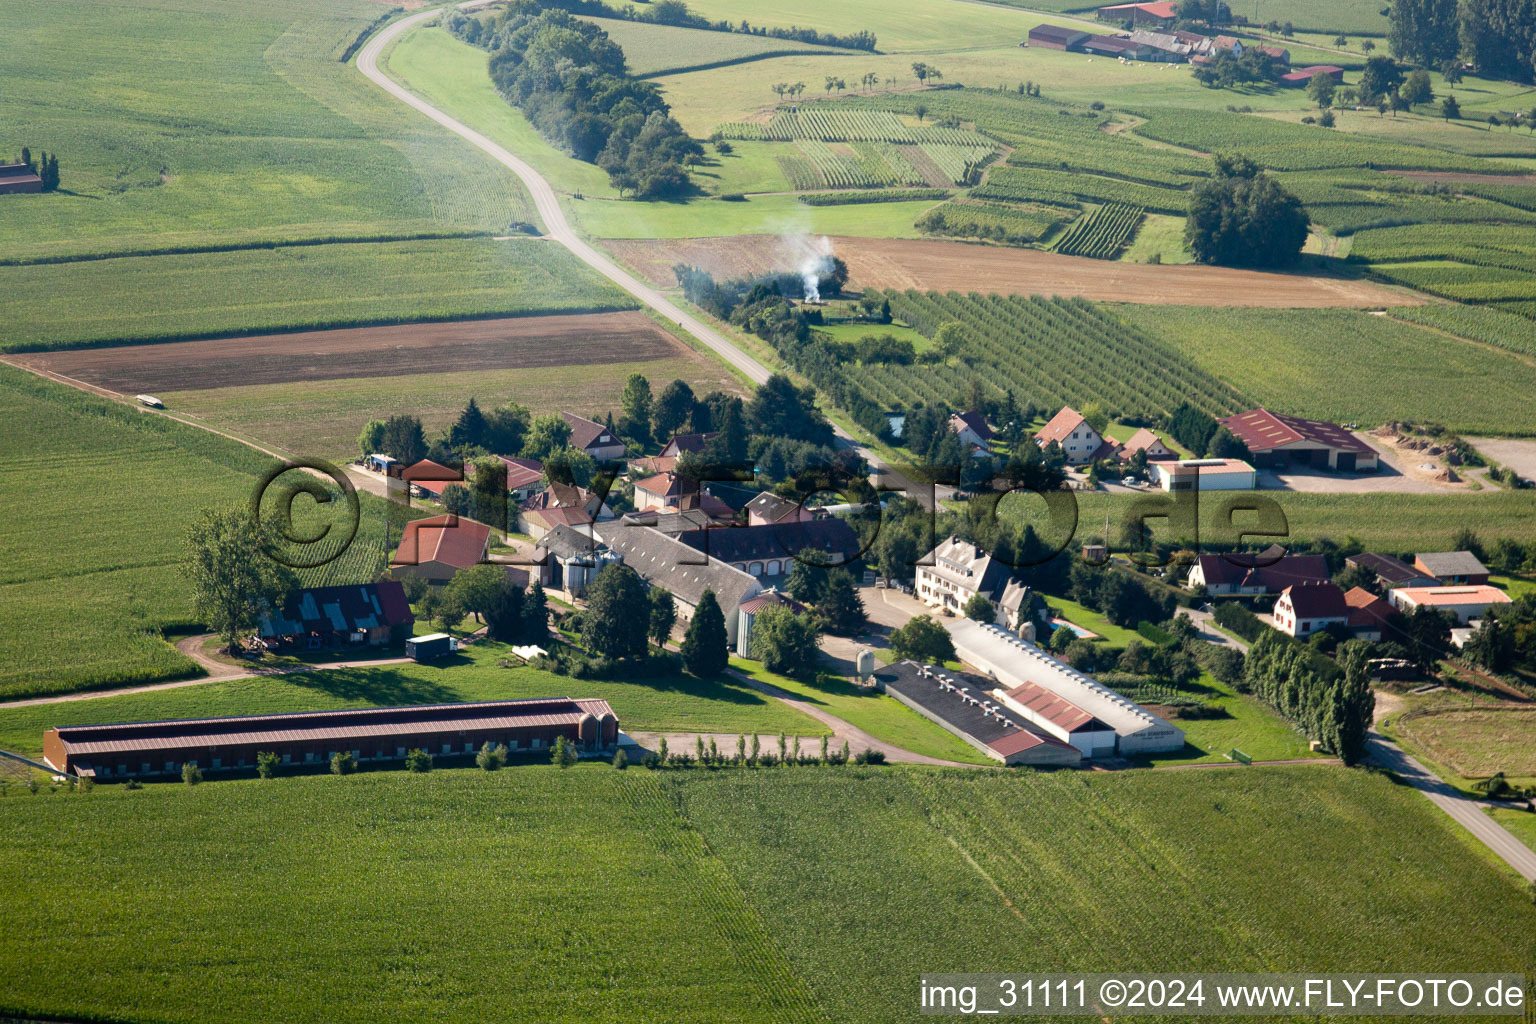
xmin=641 ymin=751 xmax=662 ymax=769
xmin=405 ymin=748 xmax=433 ymax=773
xmin=551 ymin=734 xmax=579 ymax=768
xmin=124 ymin=778 xmax=143 ymax=790
xmin=476 ymin=742 xmax=508 ymax=771
xmin=181 ymin=762 xmax=203 ymax=786
xmin=256 ymin=751 xmax=279 ymax=779
xmin=330 ymin=750 xmax=356 ymax=775
xmin=853 ymin=749 xmax=887 ymax=765
xmin=612 ymin=748 xmax=629 ymax=770
xmin=1211 ymin=600 xmax=1265 ymax=644
xmin=890 ymin=615 xmax=955 ymax=663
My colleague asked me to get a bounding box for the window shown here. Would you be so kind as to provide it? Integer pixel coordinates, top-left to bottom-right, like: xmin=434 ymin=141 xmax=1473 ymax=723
xmin=305 ymin=752 xmax=316 ymax=763
xmin=165 ymin=761 xmax=175 ymax=773
xmin=142 ymin=762 xmax=151 ymax=773
xmin=464 ymin=742 xmax=473 ymax=753
xmin=508 ymin=739 xmax=518 ymax=751
xmin=442 ymin=743 xmax=451 ymax=754
xmin=211 ymin=758 xmax=222 ymax=770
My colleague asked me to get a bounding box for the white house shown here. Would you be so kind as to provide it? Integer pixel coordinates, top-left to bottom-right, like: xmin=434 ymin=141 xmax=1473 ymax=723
xmin=1148 ymin=457 xmax=1257 ymax=492
xmin=1035 ymin=406 xmax=1113 ymax=465
xmin=1272 ymin=581 xmax=1349 ymax=637
xmin=915 ymin=536 xmax=1019 ymax=616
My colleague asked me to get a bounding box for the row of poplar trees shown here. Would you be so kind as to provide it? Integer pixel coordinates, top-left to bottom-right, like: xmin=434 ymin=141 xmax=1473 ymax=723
xmin=1244 ymin=633 xmax=1376 ymax=765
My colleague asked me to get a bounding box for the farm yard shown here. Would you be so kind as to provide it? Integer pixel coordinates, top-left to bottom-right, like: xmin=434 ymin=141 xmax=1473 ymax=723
xmin=0 ymin=767 xmax=1530 ymax=1024
xmin=604 ymin=234 xmax=1418 ymax=306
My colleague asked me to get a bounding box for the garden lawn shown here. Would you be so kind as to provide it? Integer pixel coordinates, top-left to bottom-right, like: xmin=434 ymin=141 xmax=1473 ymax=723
xmin=729 ymin=658 xmax=992 ymax=764
xmin=1039 ymin=593 xmax=1142 ymax=647
xmin=1132 ymin=672 xmax=1321 ymax=767
xmin=0 ymin=643 xmax=822 ymax=758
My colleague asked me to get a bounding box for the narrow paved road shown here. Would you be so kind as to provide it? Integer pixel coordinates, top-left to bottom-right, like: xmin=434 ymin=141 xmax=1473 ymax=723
xmin=1365 ymin=730 xmax=1536 ymax=882
xmin=358 ymin=4 xmax=774 ymax=387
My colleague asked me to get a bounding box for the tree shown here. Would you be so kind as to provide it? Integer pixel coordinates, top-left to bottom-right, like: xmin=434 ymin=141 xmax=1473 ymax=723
xmin=1390 ymin=0 xmax=1460 ymax=65
xmin=747 ymin=374 xmax=832 ymax=445
xmin=1320 ymin=108 xmax=1336 ymax=127
xmin=1185 ymin=154 xmax=1309 ymax=268
xmin=912 ymin=61 xmax=931 ymax=82
xmin=551 ymin=734 xmax=579 ymax=768
xmin=1362 ymin=38 xmax=1376 ymax=52
xmin=183 ymin=505 xmax=297 ymax=653
xmin=380 ymin=413 xmax=428 ymax=465
xmin=815 ymin=569 xmax=867 ymax=636
xmin=1405 ymin=605 xmax=1454 ymax=674
xmin=933 ymin=320 xmax=967 ymax=359
xmin=649 ymin=587 xmax=677 ymax=648
xmin=256 ymin=751 xmax=280 ymax=779
xmin=1358 ymin=55 xmax=1403 ymax=101
xmin=182 ymin=762 xmax=202 ymax=786
xmin=1457 ymin=0 xmax=1536 ymax=82
xmin=750 ymin=605 xmax=822 ymax=679
xmin=541 ymin=446 xmax=595 ymax=488
xmin=653 ymin=379 xmax=695 ymax=441
xmin=1205 ymin=426 xmax=1251 ymax=460
xmin=1400 ymin=67 xmax=1434 ymax=105
xmin=482 ymin=403 xmax=531 ymax=455
xmin=785 ymin=553 xmax=831 ymax=606
xmin=39 ymin=153 xmax=59 ymax=192
xmin=476 ymin=742 xmax=508 ymax=770
xmin=890 ymin=615 xmax=955 ymax=663
xmin=522 ymin=413 xmax=573 ymax=460
xmin=405 ymin=748 xmax=433 ymax=772
xmin=523 ymin=579 xmax=549 ymax=642
xmin=330 ymin=750 xmax=356 ymax=775
xmin=613 ymin=747 xmax=629 ymax=769
xmin=582 ymin=565 xmax=650 ymax=660
xmin=1463 ymin=615 xmax=1515 ymax=671
xmin=1441 ymin=92 xmax=1462 ymax=119
xmin=358 ymin=419 xmax=387 ymax=461
xmin=1440 ymin=58 xmax=1464 ymax=83
xmin=620 ymin=372 xmax=653 ymax=444
xmin=772 ymin=82 xmax=787 ymax=100
xmin=963 ymin=593 xmax=995 ymax=623
xmin=681 ymin=588 xmax=729 ymax=676
xmin=448 ymin=563 xmax=504 ymax=624
xmin=449 ymin=397 xmax=487 ymax=449
xmin=1307 ymin=71 xmax=1337 ymax=108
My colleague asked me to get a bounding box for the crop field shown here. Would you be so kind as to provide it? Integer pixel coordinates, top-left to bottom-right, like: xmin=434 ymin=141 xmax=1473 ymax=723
xmin=585 ymin=15 xmax=856 ymax=76
xmin=1368 ymin=260 xmax=1536 ymax=303
xmin=0 ymin=365 xmax=424 ymax=700
xmin=606 ymin=234 xmax=1417 ymax=306
xmin=1386 ymin=304 xmax=1536 ymax=358
xmin=1052 ymin=202 xmax=1144 ymax=258
xmin=720 ymin=110 xmax=998 ymax=188
xmin=2 ymin=766 xmax=1531 ymax=1023
xmin=861 ymin=290 xmax=1248 ymax=417
xmin=722 ymin=109 xmax=993 ymax=147
xmin=915 ymin=199 xmax=1070 ymax=245
xmin=976 ymin=165 xmax=1190 ymax=213
xmin=0 ymin=239 xmax=636 ymax=353
xmin=1112 ymin=304 xmax=1536 ymax=435
xmin=1400 ymin=708 xmax=1536 ymax=778
xmin=1004 ymin=488 xmax=1536 ymax=552
xmin=0 ymin=0 xmax=535 ymax=263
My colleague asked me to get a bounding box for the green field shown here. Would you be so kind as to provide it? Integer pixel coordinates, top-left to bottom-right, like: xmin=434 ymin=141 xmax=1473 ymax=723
xmin=4 ymin=766 xmax=1529 ymax=1022
xmin=0 ymin=0 xmax=535 ymax=262
xmin=1002 ymin=487 xmax=1536 ymax=553
xmin=1112 ymin=304 xmax=1536 ymax=436
xmin=0 ymin=367 xmax=422 ymax=700
xmin=587 ymin=15 xmax=857 ymax=76
xmin=0 ymin=238 xmax=635 ymax=353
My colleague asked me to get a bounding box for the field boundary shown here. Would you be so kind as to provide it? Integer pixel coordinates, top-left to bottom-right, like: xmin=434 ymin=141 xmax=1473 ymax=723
xmin=0 ymin=230 xmax=493 ymax=270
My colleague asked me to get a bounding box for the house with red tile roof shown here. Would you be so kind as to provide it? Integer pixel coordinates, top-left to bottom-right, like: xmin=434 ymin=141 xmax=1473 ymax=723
xmin=561 ymin=412 xmax=627 ymax=461
xmin=1036 ymin=406 xmax=1116 ymax=465
xmin=1272 ymin=581 xmax=1349 ymax=637
xmin=1344 ymin=586 xmax=1395 ymax=642
xmin=390 ymin=515 xmax=490 ymax=583
xmin=1096 ymin=0 xmax=1178 ymax=23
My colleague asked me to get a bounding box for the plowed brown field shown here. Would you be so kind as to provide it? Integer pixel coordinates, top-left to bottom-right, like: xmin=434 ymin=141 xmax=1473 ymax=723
xmin=11 ymin=312 xmax=684 ymax=395
xmin=603 ymin=235 xmax=1421 ymax=307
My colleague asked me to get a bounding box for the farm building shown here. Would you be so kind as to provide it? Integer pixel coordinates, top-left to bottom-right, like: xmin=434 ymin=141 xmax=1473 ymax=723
xmin=1148 ymin=457 xmax=1257 ymax=491
xmin=745 ymin=490 xmax=815 ymax=526
xmin=1413 ymin=551 xmax=1490 ymax=586
xmin=735 ymin=589 xmax=810 ymax=657
xmin=1388 ymin=585 xmax=1511 ymax=624
xmin=1096 ymin=0 xmax=1177 ymax=23
xmin=1186 ymin=549 xmax=1328 ymax=594
xmin=562 ymin=412 xmax=627 ymax=462
xmin=1345 ymin=552 xmax=1438 ymax=590
xmin=1080 ymin=34 xmax=1155 ymax=58
xmin=632 ymin=472 xmax=735 ymax=518
xmin=679 ymin=517 xmax=861 ymax=577
xmin=620 ymin=508 xmax=717 ymax=536
xmin=256 ymin=581 xmax=413 ymax=650
xmin=596 ymin=523 xmax=762 ymax=645
xmin=1026 ymin=24 xmax=1090 ymax=49
xmin=948 ymin=619 xmax=1184 ymax=755
xmin=659 ymin=432 xmax=718 ymax=457
xmin=1281 ymin=64 xmax=1344 ymax=86
xmin=400 ymin=458 xmax=465 ymax=500
xmin=878 ymin=661 xmax=1082 ymax=766
xmin=1220 ymin=408 xmax=1378 ymax=472
xmin=1253 ymin=44 xmax=1291 ymax=64
xmin=497 ymin=456 xmax=545 ymax=501
xmin=1118 ymin=428 xmax=1178 ymax=462
xmin=42 ymin=698 xmax=619 ymax=780
xmin=534 ymin=524 xmax=619 ymax=597
xmin=0 ymin=162 xmax=43 ymax=194
xmin=1344 ymin=586 xmax=1395 ymax=642
xmin=1271 ymin=581 xmax=1349 ymax=638
xmin=1128 ymin=29 xmax=1200 ymax=59
xmin=1036 ymin=406 xmax=1115 ymax=465
xmin=949 ymin=410 xmax=995 ymax=449
xmin=915 ymin=536 xmax=1022 ymax=617
xmin=518 ymin=483 xmax=613 ymax=539
xmin=389 ymin=514 xmax=490 ymax=583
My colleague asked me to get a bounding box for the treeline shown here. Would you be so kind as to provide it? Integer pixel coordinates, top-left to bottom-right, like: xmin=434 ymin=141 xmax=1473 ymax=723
xmin=1164 ymin=401 xmax=1251 ymax=461
xmin=508 ymin=0 xmax=877 ymax=51
xmin=1244 ymin=632 xmax=1374 ymax=764
xmin=448 ymin=3 xmax=702 ymax=198
xmin=1392 ymin=0 xmax=1535 ymax=82
xmin=11 ymin=147 xmax=59 ymax=191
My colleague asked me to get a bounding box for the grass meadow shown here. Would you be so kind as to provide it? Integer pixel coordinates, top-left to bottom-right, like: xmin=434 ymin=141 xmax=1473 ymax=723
xmin=0 ymin=238 xmax=634 ymax=353
xmin=1111 ymin=305 xmax=1536 ymax=436
xmin=5 ymin=766 xmax=1527 ymax=1022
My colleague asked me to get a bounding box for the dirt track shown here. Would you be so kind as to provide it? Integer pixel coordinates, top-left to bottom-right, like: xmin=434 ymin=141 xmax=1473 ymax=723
xmin=1388 ymin=170 xmax=1536 ymax=186
xmin=11 ymin=312 xmax=685 ymax=394
xmin=604 ymin=235 xmax=1422 ymax=307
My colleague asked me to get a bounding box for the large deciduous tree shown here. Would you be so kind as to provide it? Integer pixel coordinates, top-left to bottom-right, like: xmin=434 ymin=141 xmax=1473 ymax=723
xmin=581 ymin=564 xmax=650 ymax=660
xmin=1390 ymin=0 xmax=1460 ymax=66
xmin=183 ymin=505 xmax=297 ymax=653
xmin=1185 ymin=154 xmax=1309 ymax=268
